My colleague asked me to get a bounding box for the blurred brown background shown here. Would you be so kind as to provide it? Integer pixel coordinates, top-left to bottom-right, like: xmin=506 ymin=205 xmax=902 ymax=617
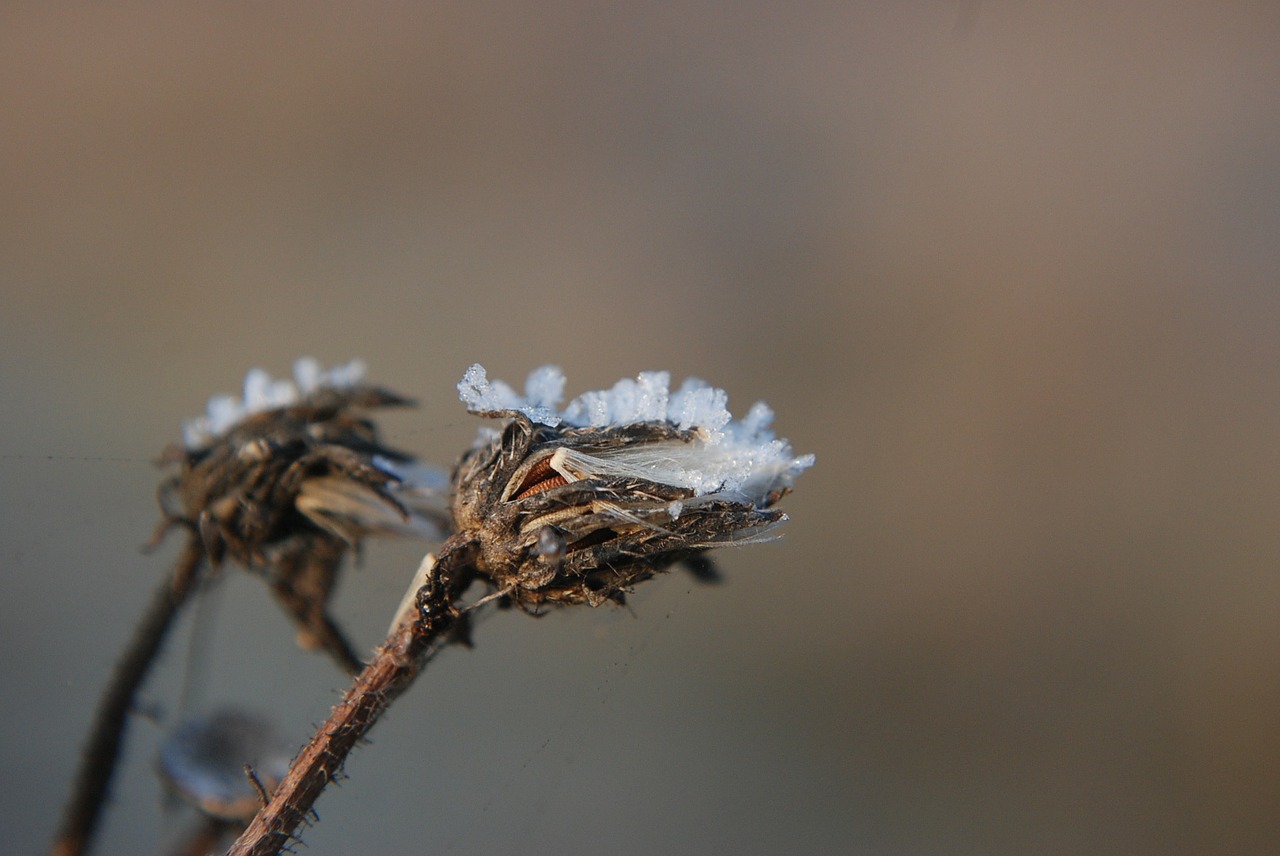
xmin=4 ymin=3 xmax=1280 ymax=854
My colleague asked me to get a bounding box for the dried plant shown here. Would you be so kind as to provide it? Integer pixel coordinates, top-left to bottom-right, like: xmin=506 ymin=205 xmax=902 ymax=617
xmin=228 ymin=364 xmax=813 ymax=855
xmin=154 ymin=362 xmax=448 ymax=672
xmin=52 ymin=360 xmax=446 ymax=856
xmin=53 ymin=361 xmax=813 ymax=856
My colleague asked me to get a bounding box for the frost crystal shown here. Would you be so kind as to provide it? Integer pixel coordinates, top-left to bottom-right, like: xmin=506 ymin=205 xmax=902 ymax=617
xmin=458 ymin=364 xmax=815 ymax=502
xmin=457 ymin=363 xmax=563 ymax=426
xmin=182 ymin=358 xmax=367 ymax=449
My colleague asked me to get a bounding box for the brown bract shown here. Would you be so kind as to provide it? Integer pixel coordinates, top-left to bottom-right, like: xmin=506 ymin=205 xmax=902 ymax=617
xmin=450 ymin=412 xmax=787 ymax=609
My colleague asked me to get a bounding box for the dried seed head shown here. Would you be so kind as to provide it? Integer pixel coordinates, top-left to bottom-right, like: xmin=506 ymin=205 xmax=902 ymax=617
xmin=157 ymin=359 xmax=449 ymax=670
xmin=451 ymin=365 xmax=813 ymax=608
xmin=162 ymin=359 xmax=447 ymax=564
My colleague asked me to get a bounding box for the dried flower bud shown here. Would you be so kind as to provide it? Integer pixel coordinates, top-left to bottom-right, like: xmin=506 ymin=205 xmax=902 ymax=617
xmin=450 ymin=365 xmax=814 ymax=608
xmin=157 ymin=359 xmax=449 ymax=671
xmin=157 ymin=709 xmax=293 ymax=822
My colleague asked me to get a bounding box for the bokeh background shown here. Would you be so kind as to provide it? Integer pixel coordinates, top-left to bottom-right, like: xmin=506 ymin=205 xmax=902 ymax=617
xmin=4 ymin=3 xmax=1280 ymax=854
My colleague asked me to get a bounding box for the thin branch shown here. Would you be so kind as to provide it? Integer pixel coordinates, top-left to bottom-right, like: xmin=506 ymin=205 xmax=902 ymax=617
xmin=226 ymin=541 xmax=471 ymax=856
xmin=52 ymin=536 xmax=207 ymax=856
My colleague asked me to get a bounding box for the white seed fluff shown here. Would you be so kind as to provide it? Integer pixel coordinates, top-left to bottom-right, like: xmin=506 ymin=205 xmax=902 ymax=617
xmin=458 ymin=364 xmax=814 ymax=503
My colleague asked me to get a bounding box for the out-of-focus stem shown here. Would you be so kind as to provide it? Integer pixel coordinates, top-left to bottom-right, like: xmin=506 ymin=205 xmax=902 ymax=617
xmin=52 ymin=536 xmax=207 ymax=856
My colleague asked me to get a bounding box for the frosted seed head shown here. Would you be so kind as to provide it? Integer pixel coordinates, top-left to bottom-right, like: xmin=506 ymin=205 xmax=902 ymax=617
xmin=451 ymin=365 xmax=814 ymax=609
xmin=162 ymin=359 xmax=443 ymax=669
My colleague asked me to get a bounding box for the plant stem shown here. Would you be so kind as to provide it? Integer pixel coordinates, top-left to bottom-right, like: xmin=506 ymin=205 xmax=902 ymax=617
xmin=52 ymin=536 xmax=207 ymax=856
xmin=226 ymin=541 xmax=469 ymax=856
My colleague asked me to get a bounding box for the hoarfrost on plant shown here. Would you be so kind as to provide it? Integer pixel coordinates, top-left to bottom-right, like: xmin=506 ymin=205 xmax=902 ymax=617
xmin=182 ymin=358 xmax=367 ymax=449
xmin=458 ymin=364 xmax=814 ymax=504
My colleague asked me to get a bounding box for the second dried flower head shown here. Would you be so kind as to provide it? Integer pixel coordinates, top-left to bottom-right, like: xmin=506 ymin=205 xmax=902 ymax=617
xmin=159 ymin=358 xmax=448 ymax=672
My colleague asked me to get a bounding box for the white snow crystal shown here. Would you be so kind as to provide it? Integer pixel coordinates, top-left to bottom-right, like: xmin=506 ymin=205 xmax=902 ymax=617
xmin=243 ymin=368 xmax=297 ymax=412
xmin=182 ymin=358 xmax=368 ymax=449
xmin=523 ymin=365 xmax=566 ymax=411
xmin=458 ymin=363 xmax=563 ymax=426
xmin=458 ymin=364 xmax=815 ymax=503
xmin=563 ymin=371 xmax=672 ymax=427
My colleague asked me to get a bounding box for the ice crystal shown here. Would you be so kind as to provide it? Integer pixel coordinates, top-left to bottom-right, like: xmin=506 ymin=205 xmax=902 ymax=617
xmin=457 ymin=364 xmax=814 ymax=503
xmin=182 ymin=358 xmax=366 ymax=448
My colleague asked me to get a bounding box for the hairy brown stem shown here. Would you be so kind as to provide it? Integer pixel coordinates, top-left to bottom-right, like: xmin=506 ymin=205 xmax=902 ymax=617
xmin=226 ymin=541 xmax=469 ymax=856
xmin=52 ymin=536 xmax=207 ymax=856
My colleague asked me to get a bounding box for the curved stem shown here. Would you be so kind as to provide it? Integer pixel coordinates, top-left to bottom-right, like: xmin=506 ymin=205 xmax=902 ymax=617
xmin=52 ymin=536 xmax=207 ymax=856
